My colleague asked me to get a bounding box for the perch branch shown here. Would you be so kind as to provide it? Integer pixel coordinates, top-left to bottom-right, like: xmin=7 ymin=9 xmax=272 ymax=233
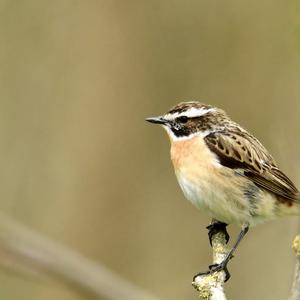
xmin=289 ymin=235 xmax=300 ymax=300
xmin=192 ymin=219 xmax=229 ymax=300
xmin=0 ymin=212 xmax=161 ymax=300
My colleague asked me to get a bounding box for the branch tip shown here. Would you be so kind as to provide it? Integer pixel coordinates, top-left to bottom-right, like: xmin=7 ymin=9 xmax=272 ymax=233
xmin=292 ymin=235 xmax=300 ymax=257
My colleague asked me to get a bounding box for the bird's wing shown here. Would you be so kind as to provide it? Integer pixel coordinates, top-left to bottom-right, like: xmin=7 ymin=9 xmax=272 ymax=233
xmin=204 ymin=130 xmax=300 ymax=202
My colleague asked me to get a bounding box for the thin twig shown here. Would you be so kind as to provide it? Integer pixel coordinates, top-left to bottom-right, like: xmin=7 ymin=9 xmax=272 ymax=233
xmin=289 ymin=235 xmax=300 ymax=300
xmin=192 ymin=219 xmax=228 ymax=300
xmin=0 ymin=212 xmax=161 ymax=300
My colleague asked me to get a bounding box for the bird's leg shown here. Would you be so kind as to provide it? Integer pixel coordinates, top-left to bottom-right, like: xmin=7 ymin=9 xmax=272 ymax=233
xmin=206 ymin=220 xmax=229 ymax=246
xmin=194 ymin=223 xmax=249 ymax=282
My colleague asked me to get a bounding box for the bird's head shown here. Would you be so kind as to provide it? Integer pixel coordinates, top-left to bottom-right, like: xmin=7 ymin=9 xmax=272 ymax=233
xmin=146 ymin=101 xmax=229 ymax=141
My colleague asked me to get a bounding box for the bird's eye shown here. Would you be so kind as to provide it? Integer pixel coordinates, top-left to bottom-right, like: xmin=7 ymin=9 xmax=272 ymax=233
xmin=176 ymin=116 xmax=188 ymax=123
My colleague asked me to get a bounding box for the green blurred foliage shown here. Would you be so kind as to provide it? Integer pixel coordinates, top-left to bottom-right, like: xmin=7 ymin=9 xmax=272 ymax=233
xmin=0 ymin=1 xmax=299 ymax=299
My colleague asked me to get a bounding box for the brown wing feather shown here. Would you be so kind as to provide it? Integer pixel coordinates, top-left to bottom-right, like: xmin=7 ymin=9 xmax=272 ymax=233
xmin=204 ymin=130 xmax=300 ymax=202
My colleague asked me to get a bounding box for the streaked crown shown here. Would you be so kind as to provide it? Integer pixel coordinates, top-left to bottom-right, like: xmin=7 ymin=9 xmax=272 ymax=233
xmin=146 ymin=101 xmax=229 ymax=139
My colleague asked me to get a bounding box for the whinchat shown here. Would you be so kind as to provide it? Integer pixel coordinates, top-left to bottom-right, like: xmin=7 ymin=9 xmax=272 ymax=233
xmin=146 ymin=101 xmax=300 ymax=281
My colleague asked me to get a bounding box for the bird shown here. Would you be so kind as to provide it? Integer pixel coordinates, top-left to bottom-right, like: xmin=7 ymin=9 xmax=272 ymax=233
xmin=146 ymin=101 xmax=300 ymax=281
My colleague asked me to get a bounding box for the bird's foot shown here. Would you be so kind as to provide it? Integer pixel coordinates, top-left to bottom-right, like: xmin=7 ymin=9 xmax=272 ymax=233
xmin=208 ymin=262 xmax=231 ymax=281
xmin=193 ymin=261 xmax=231 ymax=282
xmin=206 ymin=222 xmax=229 ymax=246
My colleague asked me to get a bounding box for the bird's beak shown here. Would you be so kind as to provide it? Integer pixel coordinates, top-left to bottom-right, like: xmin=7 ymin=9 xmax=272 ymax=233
xmin=145 ymin=116 xmax=168 ymax=125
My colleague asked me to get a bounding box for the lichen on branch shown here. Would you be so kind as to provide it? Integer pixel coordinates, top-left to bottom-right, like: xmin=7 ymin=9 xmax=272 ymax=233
xmin=192 ymin=219 xmax=229 ymax=300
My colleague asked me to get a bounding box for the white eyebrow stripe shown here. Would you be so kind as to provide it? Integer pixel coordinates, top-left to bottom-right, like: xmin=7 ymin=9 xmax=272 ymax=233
xmin=178 ymin=107 xmax=215 ymax=118
xmin=164 ymin=107 xmax=215 ymax=120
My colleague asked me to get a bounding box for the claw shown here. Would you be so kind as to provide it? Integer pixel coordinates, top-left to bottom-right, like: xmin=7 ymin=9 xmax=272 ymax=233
xmin=193 ymin=270 xmax=210 ymax=282
xmin=209 ymin=263 xmax=231 ymax=282
xmin=206 ymin=222 xmax=229 ymax=246
xmin=193 ymin=262 xmax=231 ymax=283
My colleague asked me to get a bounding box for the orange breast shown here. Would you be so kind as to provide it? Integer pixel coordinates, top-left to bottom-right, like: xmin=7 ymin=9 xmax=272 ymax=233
xmin=170 ymin=136 xmax=218 ymax=172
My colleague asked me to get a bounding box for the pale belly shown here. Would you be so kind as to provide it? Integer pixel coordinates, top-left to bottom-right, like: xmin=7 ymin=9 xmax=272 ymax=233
xmin=176 ymin=169 xmax=252 ymax=225
xmin=175 ymin=168 xmax=299 ymax=226
xmin=170 ymin=137 xmax=298 ymax=226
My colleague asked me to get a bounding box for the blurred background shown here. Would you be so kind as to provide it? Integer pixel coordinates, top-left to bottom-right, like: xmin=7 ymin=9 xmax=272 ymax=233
xmin=0 ymin=0 xmax=300 ymax=299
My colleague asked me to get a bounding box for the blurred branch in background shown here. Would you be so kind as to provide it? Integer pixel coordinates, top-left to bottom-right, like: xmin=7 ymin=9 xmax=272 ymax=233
xmin=0 ymin=212 xmax=161 ymax=300
xmin=290 ymin=235 xmax=300 ymax=300
xmin=192 ymin=220 xmax=228 ymax=300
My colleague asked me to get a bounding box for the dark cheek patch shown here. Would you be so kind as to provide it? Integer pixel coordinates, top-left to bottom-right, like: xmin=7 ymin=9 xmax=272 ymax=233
xmin=171 ymin=126 xmax=191 ymax=137
xmin=170 ymin=116 xmax=209 ymax=137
